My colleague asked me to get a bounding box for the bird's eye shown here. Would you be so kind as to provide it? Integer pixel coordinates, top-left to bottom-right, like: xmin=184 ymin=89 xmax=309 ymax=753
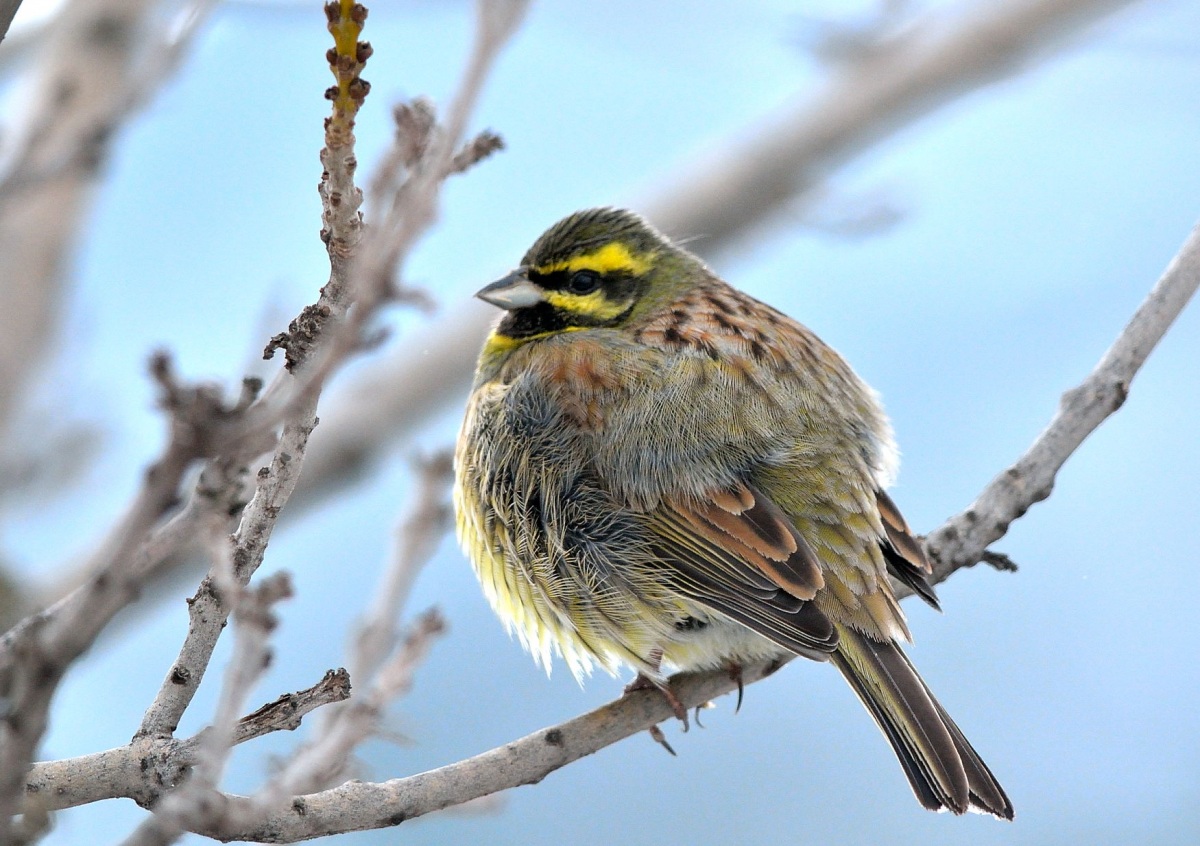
xmin=567 ymin=270 xmax=601 ymax=295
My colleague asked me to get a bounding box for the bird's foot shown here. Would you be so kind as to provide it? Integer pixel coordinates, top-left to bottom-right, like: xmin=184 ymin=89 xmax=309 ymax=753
xmin=624 ymin=672 xmax=690 ymax=731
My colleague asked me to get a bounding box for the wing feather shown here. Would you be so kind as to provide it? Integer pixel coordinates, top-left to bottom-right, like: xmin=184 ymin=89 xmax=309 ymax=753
xmin=875 ymin=487 xmax=940 ymax=610
xmin=645 ymin=480 xmax=838 ymax=656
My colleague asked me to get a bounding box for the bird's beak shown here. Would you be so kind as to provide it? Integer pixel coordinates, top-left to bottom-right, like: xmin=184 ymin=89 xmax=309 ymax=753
xmin=475 ymin=270 xmax=544 ymax=311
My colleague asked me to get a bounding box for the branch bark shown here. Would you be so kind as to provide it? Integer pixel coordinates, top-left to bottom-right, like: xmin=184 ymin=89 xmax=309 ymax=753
xmin=923 ymin=221 xmax=1200 ymax=578
xmin=23 ymin=670 xmax=351 ymax=814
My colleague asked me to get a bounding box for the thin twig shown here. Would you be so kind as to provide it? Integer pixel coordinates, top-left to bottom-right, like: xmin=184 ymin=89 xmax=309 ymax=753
xmin=231 ymin=669 xmax=353 ymax=747
xmin=258 ymin=609 xmax=446 ymax=804
xmin=0 ymin=1 xmax=27 ymax=46
xmin=923 ymin=221 xmax=1200 ymax=579
xmin=349 ymin=451 xmax=453 ymax=688
xmin=23 ymin=670 xmax=351 ymax=815
xmin=122 ymin=572 xmax=294 ymax=846
xmin=135 ymin=412 xmax=318 ymax=741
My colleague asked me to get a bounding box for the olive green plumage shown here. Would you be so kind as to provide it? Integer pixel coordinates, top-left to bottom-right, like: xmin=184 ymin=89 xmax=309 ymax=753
xmin=454 ymin=207 xmax=1012 ymax=819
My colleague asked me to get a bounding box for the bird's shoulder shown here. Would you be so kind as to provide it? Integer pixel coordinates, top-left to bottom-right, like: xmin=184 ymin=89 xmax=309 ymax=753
xmin=627 ymin=277 xmax=835 ymax=381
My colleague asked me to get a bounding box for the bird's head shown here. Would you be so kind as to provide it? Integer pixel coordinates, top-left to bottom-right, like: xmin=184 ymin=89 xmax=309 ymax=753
xmin=476 ymin=208 xmax=701 ymax=351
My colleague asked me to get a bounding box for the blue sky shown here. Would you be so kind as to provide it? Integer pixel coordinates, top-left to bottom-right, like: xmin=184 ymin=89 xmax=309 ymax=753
xmin=5 ymin=1 xmax=1199 ymax=843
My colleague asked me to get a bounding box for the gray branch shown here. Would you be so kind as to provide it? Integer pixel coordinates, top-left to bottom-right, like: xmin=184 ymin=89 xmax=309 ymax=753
xmin=24 ymin=670 xmax=351 ymax=814
xmin=924 ymin=222 xmax=1200 ymax=577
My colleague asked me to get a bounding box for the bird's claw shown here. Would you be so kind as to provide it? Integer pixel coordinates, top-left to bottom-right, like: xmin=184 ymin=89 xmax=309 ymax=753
xmin=648 ymin=724 xmax=677 ymax=756
xmin=728 ymin=663 xmax=744 ymax=714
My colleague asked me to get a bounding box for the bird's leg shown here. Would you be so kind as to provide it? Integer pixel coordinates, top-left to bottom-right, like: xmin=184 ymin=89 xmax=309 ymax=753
xmin=624 ymin=649 xmax=690 ymax=733
xmin=624 ymin=672 xmax=690 ymax=730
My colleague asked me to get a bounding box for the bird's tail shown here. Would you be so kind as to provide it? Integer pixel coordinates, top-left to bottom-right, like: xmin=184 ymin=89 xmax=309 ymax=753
xmin=829 ymin=624 xmax=1013 ymax=819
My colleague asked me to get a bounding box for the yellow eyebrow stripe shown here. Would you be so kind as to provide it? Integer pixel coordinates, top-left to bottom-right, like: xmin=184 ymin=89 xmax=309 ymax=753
xmin=535 ymin=242 xmax=655 ymax=276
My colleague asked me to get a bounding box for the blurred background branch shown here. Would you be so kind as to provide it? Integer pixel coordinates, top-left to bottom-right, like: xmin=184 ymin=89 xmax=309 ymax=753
xmin=5 ymin=0 xmax=1145 ymax=632
xmin=0 ymin=0 xmax=217 ymax=628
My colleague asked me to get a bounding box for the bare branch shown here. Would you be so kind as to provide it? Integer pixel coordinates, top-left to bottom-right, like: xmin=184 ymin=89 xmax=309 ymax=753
xmin=122 ymin=572 xmax=294 ymax=846
xmin=349 ymin=451 xmax=453 ymax=688
xmin=134 ymin=413 xmax=317 ymax=741
xmin=262 ymin=609 xmax=446 ymax=802
xmin=3 ymin=1 xmax=526 ymax=823
xmin=23 ymin=670 xmax=350 ymax=815
xmin=232 ymin=669 xmax=353 ymax=747
xmin=167 ymin=610 xmax=447 ymax=841
xmin=0 ymin=1 xmax=29 ymax=50
xmin=192 ymin=654 xmax=772 ymax=843
xmin=0 ymin=0 xmax=216 ymax=445
xmin=6 ymin=0 xmax=520 ymax=836
xmin=253 ymin=0 xmax=526 ymax=440
xmin=922 ymin=221 xmax=1200 ymax=579
xmin=446 ymin=130 xmax=505 ymax=175
xmin=130 ymin=0 xmax=381 ymax=748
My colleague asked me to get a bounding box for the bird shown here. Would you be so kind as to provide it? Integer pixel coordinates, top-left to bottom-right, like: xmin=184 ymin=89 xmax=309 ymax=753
xmin=454 ymin=207 xmax=1012 ymax=819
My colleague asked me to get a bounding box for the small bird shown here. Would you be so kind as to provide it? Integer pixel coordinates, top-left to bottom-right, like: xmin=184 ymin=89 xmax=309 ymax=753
xmin=454 ymin=207 xmax=1012 ymax=819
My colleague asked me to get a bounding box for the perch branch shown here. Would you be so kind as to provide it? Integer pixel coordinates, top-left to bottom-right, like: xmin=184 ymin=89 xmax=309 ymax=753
xmin=922 ymin=221 xmax=1200 ymax=578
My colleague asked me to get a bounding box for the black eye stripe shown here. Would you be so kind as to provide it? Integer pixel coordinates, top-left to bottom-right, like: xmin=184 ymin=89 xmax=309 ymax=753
xmin=527 ymin=266 xmax=641 ymax=303
xmin=529 ymin=268 xmax=606 ymax=292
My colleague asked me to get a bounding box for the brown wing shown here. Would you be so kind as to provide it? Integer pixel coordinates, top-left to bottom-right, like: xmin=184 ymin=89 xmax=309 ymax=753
xmin=646 ymin=479 xmax=837 ymax=657
xmin=875 ymin=487 xmax=940 ymax=610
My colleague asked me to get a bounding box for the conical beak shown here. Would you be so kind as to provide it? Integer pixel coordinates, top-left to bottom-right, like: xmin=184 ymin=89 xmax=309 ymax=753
xmin=475 ymin=270 xmax=544 ymax=310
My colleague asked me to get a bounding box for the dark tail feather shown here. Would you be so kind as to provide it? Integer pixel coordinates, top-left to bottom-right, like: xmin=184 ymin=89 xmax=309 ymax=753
xmin=930 ymin=695 xmax=1014 ymax=819
xmin=830 ymin=625 xmax=1013 ymax=820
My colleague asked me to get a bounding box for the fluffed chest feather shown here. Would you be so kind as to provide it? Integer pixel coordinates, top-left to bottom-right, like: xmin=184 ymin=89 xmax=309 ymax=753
xmin=454 ymin=369 xmax=665 ymax=677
